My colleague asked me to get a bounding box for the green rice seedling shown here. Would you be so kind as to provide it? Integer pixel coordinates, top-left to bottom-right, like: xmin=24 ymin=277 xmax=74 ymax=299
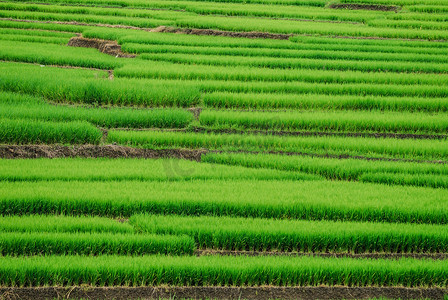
xmin=0 ymin=40 xmax=122 ymax=69
xmin=0 ymin=118 xmax=102 ymax=144
xmin=0 ymin=19 xmax=86 ymax=32
xmin=107 ymin=130 xmax=448 ymax=161
xmin=131 ymin=214 xmax=448 ymax=253
xmin=0 ymin=158 xmax=318 ymax=182
xmin=126 ymin=42 xmax=448 ymax=65
xmin=0 ymin=62 xmax=201 ymax=107
xmin=368 ymin=19 xmax=448 ymax=31
xmin=0 ymin=232 xmax=195 ymax=255
xmin=140 ymin=52 xmax=448 ymax=73
xmin=202 ymin=153 xmax=448 ymax=189
xmin=0 ymin=92 xmax=194 ymax=128
xmin=0 ymin=33 xmax=71 ymax=44
xmin=199 ymin=109 xmax=448 ymax=134
xmin=0 ymin=255 xmax=447 ymax=287
xmin=1 ymin=179 xmax=447 ymax=224
xmin=203 ymin=92 xmax=448 ymax=112
xmin=0 ymin=215 xmax=133 ymax=233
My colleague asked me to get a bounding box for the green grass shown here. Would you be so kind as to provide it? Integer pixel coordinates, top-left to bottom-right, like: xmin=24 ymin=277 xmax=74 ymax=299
xmin=1 ymin=180 xmax=447 ymax=224
xmin=0 ymin=231 xmax=195 ymax=255
xmin=0 ymin=215 xmax=133 ymax=233
xmin=131 ymin=214 xmax=448 ymax=253
xmin=0 ymin=158 xmax=318 ymax=182
xmin=0 ymin=62 xmax=201 ymax=107
xmin=0 ymin=91 xmax=194 ymax=129
xmin=199 ymin=109 xmax=448 ymax=134
xmin=203 ymin=152 xmax=448 ymax=189
xmin=107 ymin=130 xmax=448 ymax=161
xmin=203 ymin=92 xmax=448 ymax=112
xmin=0 ymin=118 xmax=102 ymax=144
xmin=0 ymin=255 xmax=447 ymax=287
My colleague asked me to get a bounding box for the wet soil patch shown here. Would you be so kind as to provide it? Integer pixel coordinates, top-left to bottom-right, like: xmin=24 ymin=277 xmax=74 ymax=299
xmin=0 ymin=145 xmax=206 ymax=161
xmin=197 ymin=249 xmax=448 ymax=260
xmin=68 ymin=36 xmax=135 ymax=58
xmin=0 ymin=286 xmax=446 ymax=300
xmin=328 ymin=3 xmax=400 ymax=12
xmin=151 ymin=25 xmax=292 ymax=40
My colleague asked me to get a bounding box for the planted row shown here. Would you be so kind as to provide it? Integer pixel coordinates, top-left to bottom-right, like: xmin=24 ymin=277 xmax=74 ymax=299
xmin=0 ymin=158 xmax=316 ymax=182
xmin=199 ymin=109 xmax=448 ymax=134
xmin=203 ymin=152 xmax=448 ymax=189
xmin=0 ymin=255 xmax=447 ymax=287
xmin=131 ymin=214 xmax=448 ymax=253
xmin=1 ymin=180 xmax=447 ymax=224
xmin=0 ymin=231 xmax=194 ymax=256
xmin=0 ymin=62 xmax=201 ymax=107
xmin=0 ymin=92 xmax=193 ymax=129
xmin=0 ymin=118 xmax=102 ymax=145
xmin=107 ymin=130 xmax=448 ymax=161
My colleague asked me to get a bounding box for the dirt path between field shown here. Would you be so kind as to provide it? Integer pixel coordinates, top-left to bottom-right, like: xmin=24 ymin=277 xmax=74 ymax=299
xmin=0 ymin=145 xmax=205 ymax=161
xmin=68 ymin=36 xmax=136 ymax=58
xmin=197 ymin=249 xmax=448 ymax=260
xmin=328 ymin=3 xmax=400 ymax=12
xmin=0 ymin=286 xmax=446 ymax=300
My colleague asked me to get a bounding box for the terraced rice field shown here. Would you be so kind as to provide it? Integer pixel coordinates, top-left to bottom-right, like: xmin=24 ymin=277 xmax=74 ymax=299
xmin=0 ymin=0 xmax=447 ymax=298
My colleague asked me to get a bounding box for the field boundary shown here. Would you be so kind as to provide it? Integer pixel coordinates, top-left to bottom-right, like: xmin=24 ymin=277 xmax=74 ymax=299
xmin=0 ymin=145 xmax=206 ymax=160
xmin=0 ymin=286 xmax=447 ymax=300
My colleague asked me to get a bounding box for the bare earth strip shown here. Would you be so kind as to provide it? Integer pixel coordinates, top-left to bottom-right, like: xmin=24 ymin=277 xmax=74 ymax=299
xmin=197 ymin=249 xmax=448 ymax=260
xmin=0 ymin=145 xmax=205 ymax=160
xmin=0 ymin=286 xmax=447 ymax=300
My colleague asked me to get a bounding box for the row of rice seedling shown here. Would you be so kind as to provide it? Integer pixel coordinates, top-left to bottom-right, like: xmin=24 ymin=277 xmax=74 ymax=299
xmin=1 ymin=255 xmax=447 ymax=287
xmin=173 ymin=14 xmax=448 ymax=40
xmin=4 ymin=0 xmax=377 ymax=23
xmin=0 ymin=232 xmax=194 ymax=256
xmin=203 ymin=153 xmax=448 ymax=189
xmin=0 ymin=7 xmax=175 ymax=29
xmin=3 ymin=2 xmax=448 ymax=40
xmin=1 ymin=180 xmax=447 ymax=224
xmin=126 ymin=42 xmax=448 ymax=65
xmin=0 ymin=158 xmax=317 ymax=182
xmin=0 ymin=118 xmax=102 ymax=144
xmin=368 ymin=19 xmax=448 ymax=31
xmin=0 ymin=33 xmax=70 ymax=44
xmin=0 ymin=215 xmax=134 ymax=233
xmin=115 ymin=68 xmax=448 ymax=98
xmin=0 ymin=92 xmax=194 ymax=129
xmin=0 ymin=40 xmax=123 ymax=69
xmin=122 ymin=58 xmax=448 ymax=87
xmin=408 ymin=4 xmax=448 ymax=13
xmin=339 ymin=0 xmax=447 ymax=6
xmin=107 ymin=130 xmax=448 ymax=161
xmin=0 ymin=19 xmax=85 ymax=32
xmin=199 ymin=109 xmax=448 ymax=134
xmin=203 ymin=91 xmax=448 ymax=112
xmin=0 ymin=62 xmax=201 ymax=107
xmin=140 ymin=52 xmax=448 ymax=74
xmin=122 ymin=37 xmax=445 ymax=62
xmin=131 ymin=214 xmax=448 ymax=253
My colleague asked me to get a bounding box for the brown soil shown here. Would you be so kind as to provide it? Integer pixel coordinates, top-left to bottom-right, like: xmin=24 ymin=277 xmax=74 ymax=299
xmin=0 ymin=286 xmax=446 ymax=300
xmin=328 ymin=3 xmax=400 ymax=12
xmin=187 ymin=107 xmax=203 ymax=120
xmin=67 ymin=36 xmax=135 ymax=58
xmin=0 ymin=145 xmax=206 ymax=161
xmin=197 ymin=249 xmax=448 ymax=260
xmin=151 ymin=25 xmax=293 ymax=40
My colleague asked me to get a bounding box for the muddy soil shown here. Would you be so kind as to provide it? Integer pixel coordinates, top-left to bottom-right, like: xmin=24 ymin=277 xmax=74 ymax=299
xmin=328 ymin=3 xmax=400 ymax=12
xmin=151 ymin=25 xmax=292 ymax=40
xmin=0 ymin=145 xmax=206 ymax=161
xmin=197 ymin=249 xmax=448 ymax=260
xmin=0 ymin=286 xmax=446 ymax=300
xmin=68 ymin=36 xmax=135 ymax=58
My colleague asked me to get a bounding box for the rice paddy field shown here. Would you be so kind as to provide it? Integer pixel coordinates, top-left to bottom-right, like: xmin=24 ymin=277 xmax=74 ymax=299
xmin=0 ymin=0 xmax=447 ymax=298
